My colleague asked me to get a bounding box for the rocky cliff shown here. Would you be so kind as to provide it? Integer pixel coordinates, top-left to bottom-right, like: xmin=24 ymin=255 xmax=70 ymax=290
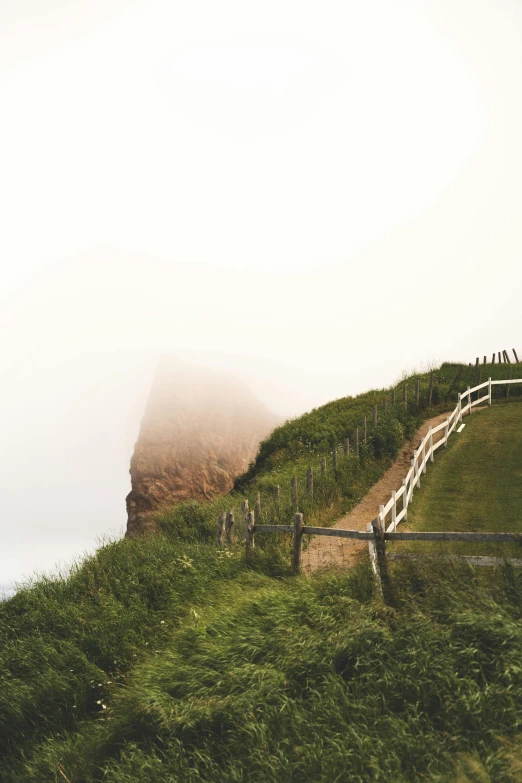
xmin=126 ymin=357 xmax=280 ymax=536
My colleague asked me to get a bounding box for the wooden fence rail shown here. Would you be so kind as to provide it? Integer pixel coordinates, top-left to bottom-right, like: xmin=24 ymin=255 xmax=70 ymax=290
xmin=239 ymin=517 xmax=522 ymax=599
xmin=228 ymin=516 xmax=522 ymax=600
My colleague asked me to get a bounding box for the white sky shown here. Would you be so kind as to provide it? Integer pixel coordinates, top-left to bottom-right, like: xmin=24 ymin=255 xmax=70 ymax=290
xmin=1 ymin=0 xmax=522 ymax=590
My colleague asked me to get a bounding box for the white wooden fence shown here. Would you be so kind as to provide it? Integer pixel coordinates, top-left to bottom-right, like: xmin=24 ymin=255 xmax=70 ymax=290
xmin=376 ymin=377 xmax=522 ymax=534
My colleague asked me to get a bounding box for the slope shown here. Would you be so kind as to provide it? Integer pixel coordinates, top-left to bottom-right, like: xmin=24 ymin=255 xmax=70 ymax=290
xmin=2 ymin=362 xmax=522 ymax=782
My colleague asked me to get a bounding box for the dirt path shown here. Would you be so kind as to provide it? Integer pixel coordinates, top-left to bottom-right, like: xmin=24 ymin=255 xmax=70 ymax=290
xmin=302 ymin=412 xmax=450 ymax=573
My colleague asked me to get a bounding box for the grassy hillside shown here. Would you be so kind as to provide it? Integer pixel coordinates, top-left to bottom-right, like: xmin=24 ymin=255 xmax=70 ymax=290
xmin=2 ymin=362 xmax=522 ymax=782
xmin=4 ymin=562 xmax=522 ymax=782
xmin=152 ymin=361 xmax=522 ymax=553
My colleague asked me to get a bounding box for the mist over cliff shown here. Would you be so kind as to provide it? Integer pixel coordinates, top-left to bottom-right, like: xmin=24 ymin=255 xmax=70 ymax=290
xmin=126 ymin=357 xmax=280 ymax=536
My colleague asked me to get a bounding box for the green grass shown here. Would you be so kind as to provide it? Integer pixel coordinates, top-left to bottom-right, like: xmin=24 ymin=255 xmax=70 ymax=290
xmin=407 ymin=403 xmax=522 ymax=533
xmin=3 ymin=365 xmax=522 ymax=782
xmin=239 ymin=361 xmax=522 ymax=484
xmin=0 ymin=535 xmax=248 ymax=774
xmin=398 ymin=401 xmax=522 ymax=561
xmin=155 ymin=362 xmax=522 ymax=548
xmin=6 ymin=562 xmax=522 ymax=782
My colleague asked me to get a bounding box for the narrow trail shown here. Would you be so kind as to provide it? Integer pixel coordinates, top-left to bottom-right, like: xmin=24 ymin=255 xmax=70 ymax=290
xmin=302 ymin=412 xmax=450 ymax=573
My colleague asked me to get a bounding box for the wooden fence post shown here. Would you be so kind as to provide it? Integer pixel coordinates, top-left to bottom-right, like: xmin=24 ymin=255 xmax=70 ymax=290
xmin=355 ymin=427 xmax=359 ymax=457
xmin=332 ymin=442 xmax=338 ymax=471
xmin=226 ymin=510 xmax=235 ymax=545
xmin=241 ymin=501 xmax=249 ymax=539
xmin=344 ymin=437 xmax=350 ymax=457
xmin=513 ymin=348 xmax=520 ymax=363
xmin=446 ymin=367 xmax=462 ymax=402
xmin=498 ymin=351 xmax=502 ymax=363
xmin=293 ymin=512 xmax=304 ymax=571
xmin=254 ymin=492 xmax=261 ymax=524
xmin=363 ymin=416 xmax=367 ymax=444
xmin=492 ymin=353 xmax=496 ymax=364
xmin=291 ymin=476 xmax=297 ymax=508
xmin=428 ymin=372 xmax=433 ymax=406
xmin=373 ymin=406 xmax=377 ymax=427
xmin=245 ymin=510 xmax=255 ymax=554
xmin=504 ymin=350 xmax=511 ymax=364
xmin=216 ymin=512 xmax=226 ymax=546
xmin=483 ymin=355 xmax=487 ymax=365
xmin=475 ymin=357 xmax=479 ymax=367
xmin=367 ymin=522 xmax=383 ymax=599
xmin=488 ymin=377 xmax=492 ymax=406
xmin=306 ymin=467 xmax=313 ymax=497
xmin=415 ymin=378 xmax=420 ymax=407
xmin=371 ymin=516 xmax=393 ymax=603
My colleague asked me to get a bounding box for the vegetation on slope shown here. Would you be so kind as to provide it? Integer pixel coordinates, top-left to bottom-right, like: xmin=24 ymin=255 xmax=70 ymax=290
xmin=0 ymin=535 xmax=246 ymax=775
xmin=237 ymin=360 xmax=522 ymax=484
xmin=155 ymin=361 xmax=522 ymax=548
xmin=2 ymin=361 xmax=522 ymax=782
xmin=4 ymin=562 xmax=522 ymax=782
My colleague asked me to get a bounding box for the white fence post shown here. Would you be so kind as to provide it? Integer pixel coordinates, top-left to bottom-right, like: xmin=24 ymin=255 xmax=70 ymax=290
xmin=392 ymin=490 xmax=397 ymax=531
xmin=429 ymin=426 xmax=434 ymax=462
xmin=468 ymin=385 xmax=472 ymax=415
xmin=488 ymin=377 xmax=492 ymax=406
xmin=444 ymin=417 xmax=449 ymax=447
xmin=402 ymin=478 xmax=408 ymax=520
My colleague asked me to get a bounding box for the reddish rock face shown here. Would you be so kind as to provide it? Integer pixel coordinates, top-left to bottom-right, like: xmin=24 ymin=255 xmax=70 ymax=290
xmin=126 ymin=357 xmax=279 ymax=536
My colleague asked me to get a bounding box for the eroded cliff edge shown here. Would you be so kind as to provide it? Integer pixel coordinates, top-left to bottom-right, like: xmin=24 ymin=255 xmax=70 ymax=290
xmin=126 ymin=357 xmax=280 ymax=536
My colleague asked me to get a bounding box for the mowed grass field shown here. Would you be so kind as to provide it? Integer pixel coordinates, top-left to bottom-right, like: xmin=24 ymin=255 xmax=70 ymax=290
xmin=397 ymin=401 xmax=522 ymax=560
xmin=407 ymin=402 xmax=522 ymax=532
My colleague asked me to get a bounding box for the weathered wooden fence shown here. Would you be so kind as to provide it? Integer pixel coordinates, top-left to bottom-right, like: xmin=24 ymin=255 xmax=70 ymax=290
xmin=471 ymin=348 xmax=520 ymax=365
xmin=241 ymin=512 xmax=522 ymax=600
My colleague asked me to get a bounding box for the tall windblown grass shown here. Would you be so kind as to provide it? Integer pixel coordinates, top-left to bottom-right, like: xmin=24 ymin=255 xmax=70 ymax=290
xmin=4 ymin=560 xmax=522 ymax=782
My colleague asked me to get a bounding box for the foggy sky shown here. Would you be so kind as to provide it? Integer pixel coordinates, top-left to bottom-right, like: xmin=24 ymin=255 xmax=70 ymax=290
xmin=1 ymin=0 xmax=522 ymax=591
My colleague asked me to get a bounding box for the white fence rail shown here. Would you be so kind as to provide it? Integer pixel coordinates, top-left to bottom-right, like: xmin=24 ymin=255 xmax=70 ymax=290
xmin=378 ymin=377 xmax=522 ymax=534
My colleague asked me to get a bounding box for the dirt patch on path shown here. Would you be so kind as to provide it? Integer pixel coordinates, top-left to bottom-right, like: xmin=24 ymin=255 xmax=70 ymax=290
xmin=302 ymin=412 xmax=451 ymax=573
